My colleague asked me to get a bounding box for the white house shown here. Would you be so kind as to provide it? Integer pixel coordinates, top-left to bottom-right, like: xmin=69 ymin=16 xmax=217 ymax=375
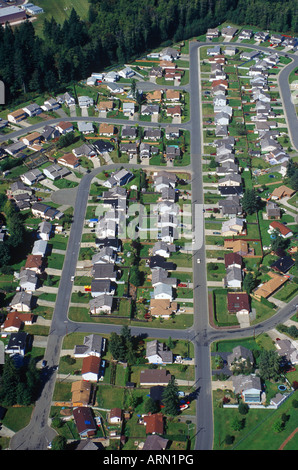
xmin=153 ymin=283 xmax=173 ymax=301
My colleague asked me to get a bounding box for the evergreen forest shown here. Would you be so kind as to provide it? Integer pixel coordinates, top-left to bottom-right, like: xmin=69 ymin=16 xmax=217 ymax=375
xmin=0 ymin=0 xmax=298 ymax=105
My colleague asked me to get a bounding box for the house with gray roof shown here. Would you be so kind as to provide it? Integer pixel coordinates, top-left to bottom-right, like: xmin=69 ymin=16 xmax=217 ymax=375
xmin=231 ymin=374 xmax=263 ymax=404
xmin=74 ymin=334 xmax=104 ymax=358
xmin=146 ymin=339 xmax=173 ymax=364
xmin=227 ymin=346 xmax=254 ymax=370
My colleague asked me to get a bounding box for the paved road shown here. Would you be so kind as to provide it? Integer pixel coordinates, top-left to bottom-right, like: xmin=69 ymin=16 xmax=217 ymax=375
xmin=8 ymin=40 xmax=298 ymax=451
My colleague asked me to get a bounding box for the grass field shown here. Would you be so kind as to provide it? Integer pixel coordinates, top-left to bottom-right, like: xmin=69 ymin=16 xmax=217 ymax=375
xmin=33 ymin=0 xmax=90 ymax=36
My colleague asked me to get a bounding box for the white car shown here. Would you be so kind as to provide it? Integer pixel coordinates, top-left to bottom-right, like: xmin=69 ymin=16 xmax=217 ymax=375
xmin=197 ymin=258 xmax=201 ymax=263
xmin=71 ymin=276 xmax=74 ymax=281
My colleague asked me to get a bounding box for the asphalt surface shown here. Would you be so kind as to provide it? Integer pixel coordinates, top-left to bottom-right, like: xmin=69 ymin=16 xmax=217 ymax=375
xmin=8 ymin=40 xmax=298 ymax=451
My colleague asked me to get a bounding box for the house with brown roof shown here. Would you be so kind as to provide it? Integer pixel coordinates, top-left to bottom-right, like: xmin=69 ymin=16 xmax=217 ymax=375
xmin=98 ymin=123 xmax=115 ymax=136
xmin=96 ymin=100 xmax=114 ymax=113
xmin=55 ymin=121 xmax=74 ymax=134
xmin=57 ymin=153 xmax=79 ymax=169
xmin=165 ymin=90 xmax=180 ymax=102
xmin=224 ymin=252 xmax=242 ymax=269
xmin=149 ymin=299 xmax=178 ymax=319
xmin=81 ymin=355 xmax=101 ymax=382
xmin=1 ymin=311 xmax=34 ymax=332
xmin=166 ymin=105 xmax=182 ymax=118
xmin=140 ymin=369 xmax=171 ymax=387
xmin=71 ymin=380 xmax=93 ymax=407
xmin=268 ymin=221 xmax=293 ymax=238
xmin=7 ymin=108 xmax=27 ymax=123
xmin=227 ymin=292 xmax=250 ymax=315
xmin=73 ymin=407 xmax=97 ymax=438
xmin=24 ymin=254 xmax=44 ymax=274
xmin=109 ymin=408 xmax=123 ymax=424
xmin=160 ymin=60 xmax=176 ymax=69
xmin=224 ymin=239 xmax=253 ymax=256
xmin=143 ymin=413 xmax=164 ymax=435
xmin=253 ymin=272 xmax=288 ymax=300
xmin=147 ymin=90 xmax=163 ymax=102
xmin=21 ymin=132 xmax=42 ymax=147
xmin=271 ymin=185 xmax=296 ymax=200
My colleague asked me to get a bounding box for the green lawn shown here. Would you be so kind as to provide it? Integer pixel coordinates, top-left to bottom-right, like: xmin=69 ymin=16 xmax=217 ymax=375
xmin=214 ymin=390 xmax=298 ymax=450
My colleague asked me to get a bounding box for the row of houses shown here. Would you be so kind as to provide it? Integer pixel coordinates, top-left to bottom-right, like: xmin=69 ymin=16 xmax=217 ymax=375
xmin=245 ymin=51 xmax=291 ymax=169
xmin=206 ymin=26 xmax=298 ymax=50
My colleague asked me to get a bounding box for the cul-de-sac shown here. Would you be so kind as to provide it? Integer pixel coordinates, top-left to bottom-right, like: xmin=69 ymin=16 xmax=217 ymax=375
xmin=0 ymin=0 xmax=298 ymax=452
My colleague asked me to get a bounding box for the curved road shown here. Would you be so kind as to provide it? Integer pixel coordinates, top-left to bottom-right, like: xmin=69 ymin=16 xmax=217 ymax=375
xmin=9 ymin=40 xmax=298 ymax=451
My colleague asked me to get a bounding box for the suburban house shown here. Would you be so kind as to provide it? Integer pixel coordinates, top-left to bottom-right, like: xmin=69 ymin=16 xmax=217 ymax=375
xmin=143 ymin=435 xmax=169 ymax=451
xmin=231 ymin=374 xmax=263 ymax=404
xmin=266 ymin=201 xmax=281 ymax=219
xmin=275 ymin=339 xmax=298 ymax=365
xmin=5 ymin=331 xmax=31 ymax=356
xmin=1 ymin=311 xmax=34 ymax=332
xmin=9 ymin=291 xmax=33 ymax=312
xmin=24 ymin=254 xmax=44 ymax=274
xmin=73 ymin=407 xmax=97 ymax=438
xmin=149 ymin=299 xmax=178 ymax=319
xmin=57 ymin=153 xmax=79 ymax=169
xmin=143 ymin=413 xmax=164 ymax=435
xmin=98 ymin=123 xmax=115 ymax=136
xmin=73 ymin=143 xmax=96 ymax=158
xmin=56 ymin=92 xmax=75 ymax=107
xmin=146 ymin=340 xmax=173 ymax=364
xmin=32 ymin=239 xmax=48 ymax=257
xmin=7 ymin=108 xmax=27 ymax=123
xmin=227 ymin=346 xmax=254 ymax=369
xmin=41 ymin=125 xmax=60 ymax=142
xmin=221 ymin=217 xmax=245 ymax=236
xmin=71 ymin=380 xmax=93 ymax=407
xmin=81 ymin=355 xmax=102 ymax=381
xmin=21 ymin=168 xmax=44 ymax=186
xmin=253 ymin=272 xmax=288 ymax=300
xmin=153 ymin=282 xmax=173 ymax=301
xmin=109 ymin=408 xmax=123 ymax=424
xmin=55 ymin=121 xmax=74 ymax=134
xmin=74 ymin=334 xmax=104 ymax=358
xmin=268 ymin=221 xmax=293 ymax=238
xmin=21 ymin=132 xmax=41 ymax=147
xmin=37 ymin=221 xmax=53 ymax=241
xmin=225 ymin=253 xmax=242 ymax=269
xmin=78 ymin=121 xmax=94 ymax=134
xmin=19 ymin=269 xmax=39 ymax=292
xmin=139 ymin=369 xmax=172 ymax=387
xmin=122 ymin=102 xmax=135 ymax=116
xmin=270 ymin=185 xmax=295 ymax=200
xmin=227 ymin=293 xmax=250 ymax=315
xmin=22 ymin=103 xmax=42 ymax=117
xmin=89 ymin=294 xmax=114 ymax=315
xmin=90 ymin=279 xmax=115 ymax=297
xmin=78 ymin=96 xmax=94 ymax=108
xmin=224 ymin=266 xmax=242 ymax=289
xmin=271 ymin=256 xmax=295 ymax=274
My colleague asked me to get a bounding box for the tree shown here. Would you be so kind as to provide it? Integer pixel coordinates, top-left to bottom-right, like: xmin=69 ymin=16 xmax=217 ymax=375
xmin=243 ymin=272 xmax=256 ymax=294
xmin=259 ymin=350 xmax=281 ymax=381
xmin=144 ymin=397 xmax=159 ymax=414
xmin=238 ymin=402 xmax=249 ymax=415
xmin=242 ymin=189 xmax=259 ymax=215
xmin=162 ymin=376 xmax=180 ymax=416
xmin=51 ymin=435 xmax=67 ymax=450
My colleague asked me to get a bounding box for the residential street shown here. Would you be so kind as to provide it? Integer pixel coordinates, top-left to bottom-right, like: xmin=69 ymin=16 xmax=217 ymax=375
xmin=8 ymin=40 xmax=298 ymax=451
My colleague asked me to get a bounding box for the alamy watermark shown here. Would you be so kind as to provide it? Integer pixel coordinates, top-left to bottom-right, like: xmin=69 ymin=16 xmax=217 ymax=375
xmin=93 ymin=202 xmax=205 ymax=251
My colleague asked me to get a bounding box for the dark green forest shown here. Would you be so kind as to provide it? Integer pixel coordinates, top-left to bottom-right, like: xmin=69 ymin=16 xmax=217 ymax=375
xmin=0 ymin=0 xmax=298 ymax=105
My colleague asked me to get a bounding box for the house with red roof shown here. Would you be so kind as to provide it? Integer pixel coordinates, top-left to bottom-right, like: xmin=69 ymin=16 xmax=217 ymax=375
xmin=227 ymin=293 xmax=250 ymax=315
xmin=268 ymin=221 xmax=293 ymax=238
